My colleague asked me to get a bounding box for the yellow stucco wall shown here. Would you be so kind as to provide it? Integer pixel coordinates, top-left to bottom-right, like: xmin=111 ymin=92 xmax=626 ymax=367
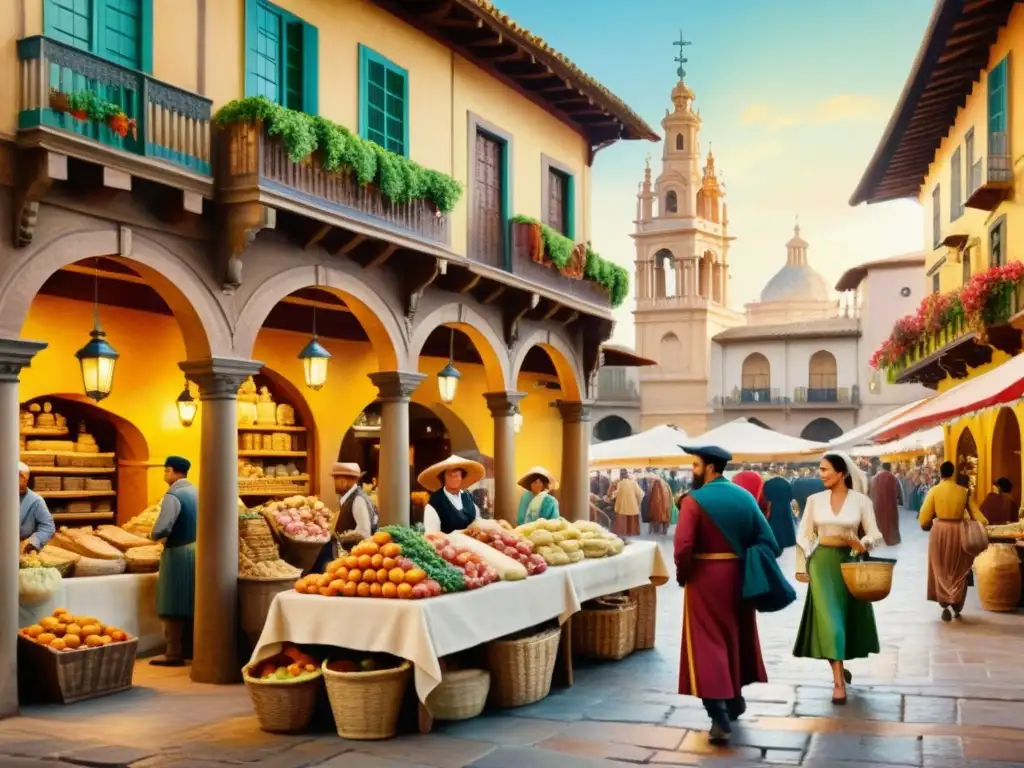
xmin=21 ymin=294 xmax=567 ymax=514
xmin=920 ymin=4 xmax=1024 ymax=293
xmin=1 ymin=0 xmax=592 ymax=255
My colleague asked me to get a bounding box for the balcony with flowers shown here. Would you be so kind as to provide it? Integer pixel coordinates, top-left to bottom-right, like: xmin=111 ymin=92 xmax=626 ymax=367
xmin=870 ymin=262 xmax=1024 ymax=388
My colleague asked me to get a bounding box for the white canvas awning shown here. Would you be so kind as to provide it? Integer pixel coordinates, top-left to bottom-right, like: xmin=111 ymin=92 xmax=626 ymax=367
xmin=589 ymin=424 xmax=689 ymax=469
xmin=828 ymin=397 xmax=933 ymax=449
xmin=682 ymin=418 xmax=828 ymax=462
xmin=850 ymin=426 xmax=944 ymax=458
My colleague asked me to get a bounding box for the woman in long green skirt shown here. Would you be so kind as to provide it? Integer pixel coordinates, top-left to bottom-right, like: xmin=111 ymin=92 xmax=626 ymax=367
xmin=793 ymin=452 xmax=883 ymax=704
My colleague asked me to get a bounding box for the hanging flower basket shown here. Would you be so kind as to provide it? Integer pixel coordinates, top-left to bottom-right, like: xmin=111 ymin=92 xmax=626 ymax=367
xmin=49 ymin=89 xmax=70 ymax=113
xmin=512 ymin=220 xmax=544 ymax=264
xmin=105 ymin=113 xmax=138 ymax=140
xmin=559 ymin=242 xmax=587 ymax=280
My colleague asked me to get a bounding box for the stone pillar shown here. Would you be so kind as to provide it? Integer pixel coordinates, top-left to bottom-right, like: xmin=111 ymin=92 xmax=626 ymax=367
xmin=0 ymin=339 xmax=46 ymax=719
xmin=556 ymin=401 xmax=593 ymax=521
xmin=485 ymin=391 xmax=525 ymax=525
xmin=369 ymin=372 xmax=425 ymax=527
xmin=674 ymin=260 xmax=684 ymax=297
xmin=180 ymin=357 xmax=264 ymax=685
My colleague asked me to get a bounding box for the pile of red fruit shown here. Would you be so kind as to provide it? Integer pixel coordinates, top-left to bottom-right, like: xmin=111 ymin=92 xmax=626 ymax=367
xmin=425 ymin=533 xmax=500 ymax=589
xmin=464 ymin=525 xmax=548 ymax=576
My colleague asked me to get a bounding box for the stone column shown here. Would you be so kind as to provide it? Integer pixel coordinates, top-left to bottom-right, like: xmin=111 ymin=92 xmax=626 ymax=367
xmin=556 ymin=401 xmax=593 ymax=522
xmin=674 ymin=260 xmax=684 ymax=297
xmin=180 ymin=357 xmax=264 ymax=685
xmin=0 ymin=339 xmax=46 ymax=719
xmin=485 ymin=391 xmax=525 ymax=525
xmin=369 ymin=372 xmax=425 ymax=527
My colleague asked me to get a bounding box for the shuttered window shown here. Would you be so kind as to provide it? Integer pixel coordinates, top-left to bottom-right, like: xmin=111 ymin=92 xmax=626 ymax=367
xmin=544 ymin=166 xmax=575 ymax=238
xmin=359 ymin=45 xmax=408 ymax=157
xmin=472 ymin=130 xmax=507 ymax=268
xmin=44 ymin=0 xmax=152 ymax=72
xmin=988 ymin=56 xmax=1008 ymax=135
xmin=245 ymin=0 xmax=318 ymax=114
xmin=950 ymin=146 xmax=962 ymax=221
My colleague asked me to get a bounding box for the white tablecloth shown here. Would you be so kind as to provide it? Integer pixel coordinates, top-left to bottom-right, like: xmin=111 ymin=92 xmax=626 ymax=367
xmin=20 ymin=573 xmax=163 ymax=655
xmin=251 ymin=541 xmax=668 ymax=701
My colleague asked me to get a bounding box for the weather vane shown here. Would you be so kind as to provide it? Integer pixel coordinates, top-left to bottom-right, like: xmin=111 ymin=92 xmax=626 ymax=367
xmin=673 ymin=31 xmax=691 ymax=80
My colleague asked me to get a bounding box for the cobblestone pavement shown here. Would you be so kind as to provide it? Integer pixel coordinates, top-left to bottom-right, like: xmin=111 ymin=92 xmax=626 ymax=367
xmin=2 ymin=510 xmax=1023 ymax=767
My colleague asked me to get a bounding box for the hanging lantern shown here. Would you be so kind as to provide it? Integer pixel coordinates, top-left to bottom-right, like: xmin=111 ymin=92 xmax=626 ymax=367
xmin=299 ymin=336 xmax=331 ymax=391
xmin=75 ymin=325 xmax=119 ymax=402
xmin=176 ymin=378 xmax=197 ymax=427
xmin=513 ymin=406 xmax=524 ymax=434
xmin=437 ymin=327 xmax=460 ymax=404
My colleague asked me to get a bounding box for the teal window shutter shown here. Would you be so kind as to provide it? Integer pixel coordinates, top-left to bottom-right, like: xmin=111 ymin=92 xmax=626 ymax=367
xmin=988 ymin=56 xmax=1008 ymax=135
xmin=283 ymin=20 xmax=303 ymax=110
xmin=359 ymin=44 xmax=408 ymax=157
xmin=565 ymin=172 xmax=576 ymax=240
xmin=95 ymin=0 xmax=144 ymax=70
xmin=139 ymin=0 xmax=152 ymax=73
xmin=300 ymin=23 xmax=318 ymax=115
xmin=45 ymin=0 xmax=93 ymax=52
xmin=244 ymin=0 xmax=260 ymax=97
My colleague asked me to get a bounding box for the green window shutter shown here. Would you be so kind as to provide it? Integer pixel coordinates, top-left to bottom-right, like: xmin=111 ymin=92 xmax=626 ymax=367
xmin=95 ymin=0 xmax=143 ymax=70
xmin=283 ymin=21 xmax=303 ymax=111
xmin=251 ymin=1 xmax=282 ymax=103
xmin=358 ymin=44 xmax=408 ymax=157
xmin=139 ymin=0 xmax=152 ymax=73
xmin=300 ymin=23 xmax=318 ymax=115
xmin=45 ymin=0 xmax=93 ymax=51
xmin=244 ymin=0 xmax=259 ymax=97
xmin=564 ymin=172 xmax=575 ymax=240
xmin=988 ymin=56 xmax=1008 ymax=135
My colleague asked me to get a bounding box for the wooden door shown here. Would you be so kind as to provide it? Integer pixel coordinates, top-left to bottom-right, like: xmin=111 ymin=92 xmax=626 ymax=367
xmin=473 ymin=131 xmax=504 ymax=268
xmin=547 ymin=170 xmax=565 ymax=234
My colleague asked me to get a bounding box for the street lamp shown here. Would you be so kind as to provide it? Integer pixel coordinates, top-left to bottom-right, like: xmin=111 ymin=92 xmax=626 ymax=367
xmin=76 ymin=263 xmax=118 ymax=401
xmin=299 ymin=301 xmax=331 ymax=390
xmin=437 ymin=328 xmax=460 ymax=404
xmin=513 ymin=405 xmax=523 ymax=434
xmin=175 ymin=378 xmax=197 ymax=427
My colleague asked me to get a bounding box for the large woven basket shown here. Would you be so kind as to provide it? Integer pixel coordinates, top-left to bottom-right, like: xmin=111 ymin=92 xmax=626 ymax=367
xmin=261 ymin=508 xmax=332 ymax=573
xmin=628 ymin=584 xmax=657 ymax=650
xmin=425 ymin=668 xmax=490 ymax=721
xmin=484 ymin=626 xmax=560 ymax=708
xmin=18 ymin=635 xmax=137 ymax=704
xmin=974 ymin=544 xmax=1022 ymax=612
xmin=238 ymin=576 xmax=295 ymax=646
xmin=573 ymin=596 xmax=637 ymax=660
xmin=840 ymin=558 xmax=895 ymax=602
xmin=322 ymin=659 xmax=411 ymax=740
xmin=243 ymin=665 xmax=322 ymax=733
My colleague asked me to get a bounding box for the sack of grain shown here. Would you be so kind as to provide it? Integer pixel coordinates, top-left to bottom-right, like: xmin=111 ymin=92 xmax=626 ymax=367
xmin=125 ymin=544 xmax=162 ymax=573
xmin=52 ymin=530 xmax=123 ymax=560
xmin=95 ymin=525 xmax=152 ymax=551
xmin=74 ymin=556 xmax=126 ymax=577
xmin=123 ymin=505 xmax=160 ymax=537
xmin=239 ymin=515 xmax=279 ymax=562
xmin=39 ymin=544 xmax=82 ymax=567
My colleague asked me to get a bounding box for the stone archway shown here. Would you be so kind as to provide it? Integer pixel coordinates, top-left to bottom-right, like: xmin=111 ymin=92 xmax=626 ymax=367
xmin=956 ymin=426 xmax=979 ymax=496
xmin=511 ymin=329 xmax=584 ymax=401
xmin=991 ymin=408 xmax=1021 ymax=506
xmin=801 ymin=417 xmax=842 ymax=442
xmin=594 ymin=415 xmax=633 ymax=442
xmin=409 ymin=303 xmax=509 ymax=391
xmin=653 ymin=249 xmax=677 ymax=298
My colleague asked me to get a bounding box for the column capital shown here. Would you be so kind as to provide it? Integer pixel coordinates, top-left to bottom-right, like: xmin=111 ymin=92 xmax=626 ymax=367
xmin=369 ymin=371 xmax=426 ymax=402
xmin=484 ymin=390 xmax=526 ymax=417
xmin=180 ymin=357 xmax=264 ymax=400
xmin=0 ymin=339 xmax=47 ymax=383
xmin=554 ymin=400 xmax=593 ymax=424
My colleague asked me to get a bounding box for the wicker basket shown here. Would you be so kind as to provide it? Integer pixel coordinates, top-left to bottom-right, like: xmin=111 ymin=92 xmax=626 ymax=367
xmin=322 ymin=659 xmax=411 ymax=740
xmin=573 ymin=597 xmax=637 ymax=660
xmin=261 ymin=507 xmax=331 ymax=573
xmin=628 ymin=584 xmax=657 ymax=650
xmin=974 ymin=544 xmax=1022 ymax=612
xmin=484 ymin=626 xmax=560 ymax=708
xmin=17 ymin=635 xmax=137 ymax=704
xmin=243 ymin=665 xmax=322 ymax=733
xmin=425 ymin=668 xmax=490 ymax=721
xmin=238 ymin=576 xmax=295 ymax=645
xmin=840 ymin=558 xmax=895 ymax=602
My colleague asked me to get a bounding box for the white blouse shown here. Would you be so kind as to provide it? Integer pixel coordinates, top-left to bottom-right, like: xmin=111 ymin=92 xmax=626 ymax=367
xmin=423 ymin=488 xmax=481 ymax=533
xmin=796 ymin=489 xmax=884 ymax=557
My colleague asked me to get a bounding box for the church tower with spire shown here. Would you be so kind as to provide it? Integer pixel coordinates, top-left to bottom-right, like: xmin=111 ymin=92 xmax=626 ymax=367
xmin=632 ymin=36 xmax=743 ymax=434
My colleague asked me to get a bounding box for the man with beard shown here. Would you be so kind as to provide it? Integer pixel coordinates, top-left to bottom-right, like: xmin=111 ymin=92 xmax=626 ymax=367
xmin=674 ymin=445 xmax=793 ymax=744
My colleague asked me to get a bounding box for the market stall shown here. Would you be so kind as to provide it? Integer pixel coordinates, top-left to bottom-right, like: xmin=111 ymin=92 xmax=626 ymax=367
xmin=589 ymin=424 xmax=690 ymax=469
xmin=682 ymin=418 xmax=826 ymax=462
xmin=850 ymin=426 xmax=944 ymax=458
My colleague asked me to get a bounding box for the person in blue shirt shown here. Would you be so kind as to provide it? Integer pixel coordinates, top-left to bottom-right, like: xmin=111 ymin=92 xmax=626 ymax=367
xmin=18 ymin=462 xmax=55 ymax=553
xmin=516 ymin=467 xmax=560 ymax=525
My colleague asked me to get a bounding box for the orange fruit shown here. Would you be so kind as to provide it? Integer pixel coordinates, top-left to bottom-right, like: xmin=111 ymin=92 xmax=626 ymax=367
xmin=404 ymin=569 xmax=427 ymax=585
xmin=389 ymin=567 xmax=406 ymax=584
xmin=381 ymin=582 xmax=398 ymax=599
xmin=397 ymin=583 xmax=413 ymax=599
xmin=26 ymin=624 xmax=43 ymax=638
xmin=335 ymin=566 xmax=349 ymax=582
xmin=372 ymin=531 xmax=392 ymax=546
xmin=357 ymin=554 xmax=372 ymax=570
xmin=375 ymin=568 xmax=389 ymax=584
xmin=348 ymin=568 xmax=362 ymax=584
xmin=49 ymin=638 xmax=67 ymax=651
xmin=65 ymin=623 xmax=82 ymax=637
xmin=294 ymin=579 xmax=306 ymax=592
xmin=362 ymin=541 xmax=380 ymax=555
xmin=63 ymin=634 xmax=81 ymax=649
xmin=342 ymin=581 xmax=358 ymax=597
xmin=369 ymin=582 xmax=383 ymax=598
xmin=36 ymin=633 xmax=56 ymax=645
xmin=344 ymin=556 xmax=359 ymax=569
xmin=52 ymin=607 xmax=69 ymax=617
xmin=98 ymin=636 xmax=112 ymax=646
xmin=53 ymin=623 xmax=67 ymax=637
xmin=110 ymin=630 xmax=126 ymax=643
xmin=81 ymin=624 xmax=101 ymax=638
xmin=370 ymin=554 xmax=384 ymax=568
xmin=85 ymin=635 xmax=104 ymax=648
xmin=361 ymin=569 xmax=377 ymax=584
xmin=382 ymin=557 xmax=396 ymax=570
xmin=319 ymin=587 xmax=333 ymax=597
xmin=356 ymin=582 xmax=371 ymax=598
xmin=40 ymin=617 xmax=59 ymax=631
xmin=381 ymin=543 xmax=401 ymax=558
xmin=318 ymin=574 xmax=332 ymax=588
xmin=329 ymin=579 xmax=345 ymax=593
xmin=326 ymin=560 xmax=341 ymax=575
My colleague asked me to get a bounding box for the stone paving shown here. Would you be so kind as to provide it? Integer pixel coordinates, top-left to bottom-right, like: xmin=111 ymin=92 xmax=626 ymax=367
xmin=2 ymin=510 xmax=1023 ymax=767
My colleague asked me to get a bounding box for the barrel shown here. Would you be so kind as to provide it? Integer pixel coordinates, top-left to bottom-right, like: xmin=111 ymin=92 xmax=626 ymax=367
xmin=974 ymin=544 xmax=1022 ymax=612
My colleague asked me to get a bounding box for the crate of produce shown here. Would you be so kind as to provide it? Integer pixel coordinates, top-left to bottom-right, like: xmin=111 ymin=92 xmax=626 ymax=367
xmin=484 ymin=626 xmax=560 ymax=708
xmin=85 ymin=478 xmax=113 ymax=491
xmin=17 ymin=624 xmax=137 ymax=704
xmin=572 ymin=596 xmax=637 ymax=661
xmin=322 ymin=656 xmax=411 ymax=740
xmin=628 ymin=583 xmax=657 ymax=651
xmin=244 ymin=646 xmax=322 ymax=733
xmin=425 ymin=668 xmax=490 ymax=721
xmin=61 ymin=477 xmax=86 ymax=491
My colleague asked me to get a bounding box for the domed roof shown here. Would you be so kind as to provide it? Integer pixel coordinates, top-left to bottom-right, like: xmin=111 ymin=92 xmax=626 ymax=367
xmin=759 ymin=264 xmax=831 ymax=303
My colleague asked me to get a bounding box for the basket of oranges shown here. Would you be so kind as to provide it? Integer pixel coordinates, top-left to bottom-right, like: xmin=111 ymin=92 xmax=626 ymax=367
xmin=18 ymin=608 xmax=137 ymax=704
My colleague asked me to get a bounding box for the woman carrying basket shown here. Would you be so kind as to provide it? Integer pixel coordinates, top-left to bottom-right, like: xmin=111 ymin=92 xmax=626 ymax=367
xmin=793 ymin=452 xmax=883 ymax=705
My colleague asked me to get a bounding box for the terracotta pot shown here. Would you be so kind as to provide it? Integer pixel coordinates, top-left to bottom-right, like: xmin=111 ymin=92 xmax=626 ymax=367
xmin=512 ymin=221 xmax=544 ymax=264
xmin=559 ymin=242 xmax=587 ymax=280
xmin=49 ymin=90 xmax=69 ymax=113
xmin=69 ymin=109 xmax=87 ymax=121
xmin=974 ymin=544 xmax=1022 ymax=612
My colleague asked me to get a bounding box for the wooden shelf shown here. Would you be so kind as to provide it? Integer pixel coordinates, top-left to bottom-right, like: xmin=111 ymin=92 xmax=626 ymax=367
xmin=238 ymin=450 xmax=307 ymax=458
xmin=52 ymin=511 xmax=115 ymax=522
xmin=239 ymin=474 xmax=310 ymax=483
xmin=20 ymin=428 xmax=70 ymax=436
xmin=20 ymin=450 xmax=115 ymax=459
xmin=29 ymin=467 xmax=116 ymax=475
xmin=239 ymin=487 xmax=311 ymax=496
xmin=38 ymin=490 xmax=116 ymax=499
xmin=238 ymin=424 xmax=306 ymax=433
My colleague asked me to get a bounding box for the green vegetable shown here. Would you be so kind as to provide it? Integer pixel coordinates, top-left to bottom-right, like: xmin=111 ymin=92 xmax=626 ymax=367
xmin=381 ymin=526 xmax=465 ymax=593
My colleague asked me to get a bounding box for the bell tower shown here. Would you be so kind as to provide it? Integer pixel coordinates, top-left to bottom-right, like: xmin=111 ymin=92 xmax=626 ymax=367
xmin=632 ymin=34 xmax=744 ymax=435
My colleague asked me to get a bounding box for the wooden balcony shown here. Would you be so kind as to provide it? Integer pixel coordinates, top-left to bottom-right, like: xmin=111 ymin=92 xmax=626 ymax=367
xmin=965 ymin=131 xmax=1014 ymax=211
xmin=794 ymin=386 xmax=860 ymax=409
xmin=16 ymin=35 xmax=212 ymax=195
xmin=216 ymin=122 xmax=451 ymax=253
xmin=718 ymin=389 xmax=789 ymax=409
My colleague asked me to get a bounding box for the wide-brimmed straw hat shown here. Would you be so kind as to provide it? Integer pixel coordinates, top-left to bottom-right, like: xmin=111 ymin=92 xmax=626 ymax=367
xmin=331 ymin=462 xmax=364 ymax=479
xmin=518 ymin=466 xmax=557 ymax=491
xmin=417 ymin=455 xmax=486 ymax=492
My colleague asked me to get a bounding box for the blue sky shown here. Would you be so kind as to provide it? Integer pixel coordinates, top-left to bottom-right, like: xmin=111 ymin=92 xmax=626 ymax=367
xmin=495 ymin=0 xmax=935 ymax=344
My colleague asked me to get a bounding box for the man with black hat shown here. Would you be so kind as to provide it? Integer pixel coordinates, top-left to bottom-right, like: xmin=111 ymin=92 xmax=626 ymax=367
xmin=674 ymin=444 xmax=793 ymax=744
xmin=149 ymin=455 xmax=198 ymax=666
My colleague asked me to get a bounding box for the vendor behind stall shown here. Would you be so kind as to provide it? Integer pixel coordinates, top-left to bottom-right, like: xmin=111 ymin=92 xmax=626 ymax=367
xmin=516 ymin=466 xmax=559 ymax=525
xmin=19 ymin=462 xmax=55 ymax=553
xmin=418 ymin=455 xmax=486 ymax=533
xmin=312 ymin=463 xmax=378 ymax=571
xmin=149 ymin=455 xmax=197 ymax=667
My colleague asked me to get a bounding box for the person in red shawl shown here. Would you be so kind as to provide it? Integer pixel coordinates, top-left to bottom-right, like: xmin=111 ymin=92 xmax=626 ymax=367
xmin=732 ymin=470 xmax=765 ymax=512
xmin=675 ymin=445 xmax=791 ymax=744
xmin=870 ymin=462 xmax=902 ymax=546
